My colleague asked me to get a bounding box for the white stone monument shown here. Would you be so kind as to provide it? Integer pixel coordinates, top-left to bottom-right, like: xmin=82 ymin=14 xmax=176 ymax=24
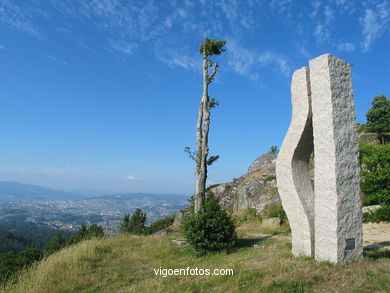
xmin=276 ymin=54 xmax=363 ymax=263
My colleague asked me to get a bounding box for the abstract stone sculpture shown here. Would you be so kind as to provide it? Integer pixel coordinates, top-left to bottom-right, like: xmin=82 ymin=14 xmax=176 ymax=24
xmin=276 ymin=67 xmax=315 ymax=257
xmin=276 ymin=54 xmax=362 ymax=263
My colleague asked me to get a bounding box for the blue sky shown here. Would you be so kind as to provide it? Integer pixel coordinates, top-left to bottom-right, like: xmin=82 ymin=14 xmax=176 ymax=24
xmin=0 ymin=0 xmax=389 ymax=196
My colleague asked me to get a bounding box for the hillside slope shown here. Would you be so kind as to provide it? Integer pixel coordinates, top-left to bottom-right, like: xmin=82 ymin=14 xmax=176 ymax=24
xmin=2 ymin=221 xmax=390 ymax=293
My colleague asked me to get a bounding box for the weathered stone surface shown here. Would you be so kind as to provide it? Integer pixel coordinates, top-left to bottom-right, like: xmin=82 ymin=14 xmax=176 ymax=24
xmin=310 ymin=54 xmax=362 ymax=263
xmin=362 ymin=205 xmax=381 ymax=214
xmin=248 ymin=152 xmax=277 ymax=173
xmin=172 ymin=208 xmax=191 ymax=228
xmin=276 ymin=66 xmax=315 ymax=257
xmin=210 ymin=152 xmax=280 ymax=214
xmin=276 ymin=54 xmax=362 ymax=263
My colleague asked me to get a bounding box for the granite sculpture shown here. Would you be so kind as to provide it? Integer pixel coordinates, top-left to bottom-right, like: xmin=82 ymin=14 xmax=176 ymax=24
xmin=276 ymin=54 xmax=362 ymax=263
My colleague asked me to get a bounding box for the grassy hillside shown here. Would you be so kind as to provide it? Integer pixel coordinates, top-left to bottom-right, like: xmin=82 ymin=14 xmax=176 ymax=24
xmin=2 ymin=221 xmax=390 ymax=293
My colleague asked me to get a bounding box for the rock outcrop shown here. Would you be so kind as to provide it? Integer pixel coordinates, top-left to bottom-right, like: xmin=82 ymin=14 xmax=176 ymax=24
xmin=209 ymin=152 xmax=281 ymax=214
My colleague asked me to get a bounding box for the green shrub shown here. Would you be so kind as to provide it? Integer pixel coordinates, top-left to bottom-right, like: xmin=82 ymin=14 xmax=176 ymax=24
xmin=44 ymin=232 xmax=67 ymax=255
xmin=144 ymin=215 xmax=175 ymax=235
xmin=360 ymin=142 xmax=390 ymax=206
xmin=264 ymin=175 xmax=276 ymax=183
xmin=363 ymin=206 xmax=390 ymax=223
xmin=182 ymin=197 xmax=237 ymax=256
xmin=262 ymin=203 xmax=288 ymax=224
xmin=0 ymin=247 xmax=43 ymax=284
xmin=232 ymin=208 xmax=261 ymax=226
xmin=68 ymin=223 xmax=104 ymax=245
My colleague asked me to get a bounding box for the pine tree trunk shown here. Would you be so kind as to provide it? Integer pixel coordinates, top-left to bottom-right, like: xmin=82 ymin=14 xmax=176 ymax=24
xmin=194 ymin=53 xmax=209 ymax=213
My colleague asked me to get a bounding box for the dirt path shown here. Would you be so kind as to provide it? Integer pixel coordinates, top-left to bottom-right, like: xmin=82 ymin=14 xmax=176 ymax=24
xmin=363 ymin=222 xmax=390 ymax=250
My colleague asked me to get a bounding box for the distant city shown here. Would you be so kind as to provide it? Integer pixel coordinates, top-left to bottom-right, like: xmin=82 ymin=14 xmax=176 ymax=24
xmin=0 ymin=182 xmax=189 ymax=235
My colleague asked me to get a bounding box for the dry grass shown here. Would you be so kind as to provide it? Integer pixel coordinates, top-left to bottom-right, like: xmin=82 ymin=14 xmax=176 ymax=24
xmin=2 ymin=221 xmax=390 ymax=293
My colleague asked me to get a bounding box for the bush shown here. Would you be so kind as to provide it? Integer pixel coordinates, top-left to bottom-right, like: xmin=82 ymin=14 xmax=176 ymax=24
xmin=262 ymin=203 xmax=288 ymax=224
xmin=232 ymin=208 xmax=261 ymax=226
xmin=182 ymin=197 xmax=237 ymax=256
xmin=44 ymin=232 xmax=67 ymax=255
xmin=360 ymin=142 xmax=390 ymax=206
xmin=68 ymin=223 xmax=104 ymax=245
xmin=363 ymin=206 xmax=390 ymax=223
xmin=0 ymin=247 xmax=43 ymax=284
xmin=144 ymin=215 xmax=175 ymax=235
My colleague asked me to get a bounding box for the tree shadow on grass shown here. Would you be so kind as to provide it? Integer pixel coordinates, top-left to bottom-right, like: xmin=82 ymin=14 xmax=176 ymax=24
xmin=235 ymin=236 xmax=272 ymax=249
xmin=364 ymin=242 xmax=390 ymax=260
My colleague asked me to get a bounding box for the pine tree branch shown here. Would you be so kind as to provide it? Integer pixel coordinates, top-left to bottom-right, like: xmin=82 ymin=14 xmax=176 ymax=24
xmin=207 ymin=62 xmax=218 ymax=84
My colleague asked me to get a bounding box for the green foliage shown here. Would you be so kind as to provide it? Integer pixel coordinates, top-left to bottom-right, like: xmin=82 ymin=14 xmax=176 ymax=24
xmin=363 ymin=206 xmax=390 ymax=223
xmin=358 ymin=123 xmax=367 ymax=133
xmin=144 ymin=215 xmax=175 ymax=235
xmin=68 ymin=223 xmax=104 ymax=245
xmin=119 ymin=209 xmax=146 ymax=235
xmin=44 ymin=232 xmax=67 ymax=255
xmin=232 ymin=208 xmax=261 ymax=226
xmin=360 ymin=143 xmax=390 ymax=206
xmin=206 ymin=155 xmax=219 ymax=166
xmin=264 ymin=175 xmax=276 ymax=183
xmin=0 ymin=247 xmax=43 ymax=284
xmin=184 ymin=146 xmax=196 ymax=161
xmin=184 ymin=146 xmax=219 ymax=166
xmin=0 ymin=222 xmax=103 ymax=285
xmin=269 ymin=145 xmax=279 ymax=154
xmin=199 ymin=38 xmax=226 ymax=56
xmin=262 ymin=203 xmax=288 ymax=224
xmin=223 ymin=184 xmax=232 ymax=193
xmin=0 ymin=223 xmax=72 ymax=254
xmin=182 ymin=197 xmax=237 ymax=256
xmin=365 ymin=95 xmax=390 ymax=142
xmin=206 ymin=184 xmax=221 ymax=191
xmin=208 ymin=98 xmax=219 ymax=109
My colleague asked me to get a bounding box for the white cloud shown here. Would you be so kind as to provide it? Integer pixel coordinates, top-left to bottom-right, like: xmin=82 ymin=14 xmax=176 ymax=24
xmin=107 ymin=39 xmax=137 ymax=56
xmin=337 ymin=41 xmax=355 ymax=51
xmin=297 ymin=45 xmax=311 ymax=59
xmin=125 ymin=175 xmax=136 ymax=181
xmin=313 ymin=5 xmax=334 ymax=44
xmin=310 ymin=1 xmax=321 ymax=18
xmin=270 ymin=0 xmax=293 ymax=16
xmin=0 ymin=44 xmax=4 ymax=50
xmin=155 ymin=41 xmax=200 ymax=71
xmin=258 ymin=52 xmax=292 ymax=77
xmin=48 ymin=55 xmax=68 ymax=65
xmin=334 ymin=0 xmax=355 ymax=13
xmin=227 ymin=40 xmax=292 ymax=79
xmin=360 ymin=1 xmax=390 ymax=52
xmin=0 ymin=0 xmax=43 ymax=39
xmin=227 ymin=41 xmax=257 ymax=75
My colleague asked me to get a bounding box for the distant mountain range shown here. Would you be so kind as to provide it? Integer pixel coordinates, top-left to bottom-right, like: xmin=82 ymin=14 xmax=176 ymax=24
xmin=0 ymin=181 xmax=188 ymax=203
xmin=0 ymin=181 xmax=85 ymax=201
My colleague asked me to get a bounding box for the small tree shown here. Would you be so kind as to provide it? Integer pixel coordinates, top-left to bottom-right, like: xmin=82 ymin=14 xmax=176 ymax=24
xmin=68 ymin=223 xmax=104 ymax=245
xmin=193 ymin=38 xmax=226 ymax=213
xmin=269 ymin=145 xmax=279 ymax=154
xmin=182 ymin=197 xmax=236 ymax=256
xmin=366 ymin=95 xmax=390 ymax=144
xmin=44 ymin=232 xmax=67 ymax=255
xmin=120 ymin=208 xmax=146 ymax=234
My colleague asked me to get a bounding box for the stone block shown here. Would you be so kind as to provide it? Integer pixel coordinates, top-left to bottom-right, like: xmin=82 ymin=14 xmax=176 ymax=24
xmin=310 ymin=54 xmax=362 ymax=263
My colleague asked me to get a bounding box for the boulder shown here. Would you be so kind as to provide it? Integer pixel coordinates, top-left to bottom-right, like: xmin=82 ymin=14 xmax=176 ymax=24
xmin=172 ymin=208 xmax=191 ymax=228
xmin=210 ymin=152 xmax=281 ymax=214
